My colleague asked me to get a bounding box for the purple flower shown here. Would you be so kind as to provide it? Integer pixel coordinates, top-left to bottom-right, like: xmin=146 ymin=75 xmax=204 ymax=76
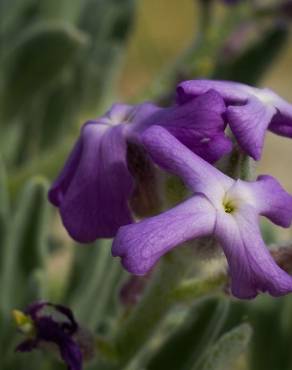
xmin=15 ymin=302 xmax=82 ymax=370
xmin=112 ymin=126 xmax=292 ymax=299
xmin=49 ymin=91 xmax=232 ymax=243
xmin=176 ymin=79 xmax=292 ymax=160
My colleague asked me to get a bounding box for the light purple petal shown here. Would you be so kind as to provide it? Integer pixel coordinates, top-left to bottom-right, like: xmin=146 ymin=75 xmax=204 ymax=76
xmin=226 ymin=95 xmax=276 ymax=160
xmin=142 ymin=126 xmax=232 ymax=207
xmin=215 ymin=205 xmax=292 ymax=299
xmin=247 ymin=175 xmax=292 ymax=227
xmin=112 ymin=195 xmax=216 ymax=275
xmin=59 ymin=123 xmax=133 ymax=242
xmin=176 ymin=80 xmax=248 ymax=105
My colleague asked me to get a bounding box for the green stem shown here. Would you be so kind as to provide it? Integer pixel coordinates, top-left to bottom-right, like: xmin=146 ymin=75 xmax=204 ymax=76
xmin=170 ymin=273 xmax=227 ymax=304
xmin=8 ymin=135 xmax=75 ymax=196
xmin=112 ymin=251 xmax=192 ymax=367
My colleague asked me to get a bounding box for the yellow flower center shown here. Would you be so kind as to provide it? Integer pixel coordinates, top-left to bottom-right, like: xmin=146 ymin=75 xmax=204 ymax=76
xmin=223 ymin=199 xmax=236 ymax=214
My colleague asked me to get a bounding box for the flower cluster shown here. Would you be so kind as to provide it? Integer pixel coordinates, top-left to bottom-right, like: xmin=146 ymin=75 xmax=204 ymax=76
xmin=49 ymin=79 xmax=292 ymax=300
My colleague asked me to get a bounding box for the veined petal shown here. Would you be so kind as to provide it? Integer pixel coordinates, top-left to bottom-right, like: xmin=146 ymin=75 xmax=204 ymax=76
xmin=142 ymin=126 xmax=232 ymax=207
xmin=176 ymin=80 xmax=248 ymax=105
xmin=59 ymin=123 xmax=133 ymax=242
xmin=215 ymin=206 xmax=292 ymax=299
xmin=226 ymin=96 xmax=276 ymax=160
xmin=247 ymin=175 xmax=292 ymax=227
xmin=112 ymin=195 xmax=216 ymax=275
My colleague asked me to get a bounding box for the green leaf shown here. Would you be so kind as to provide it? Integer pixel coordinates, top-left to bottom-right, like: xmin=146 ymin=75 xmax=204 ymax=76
xmin=38 ymin=0 xmax=83 ymax=23
xmin=147 ymin=297 xmax=230 ymax=370
xmin=1 ymin=177 xmax=50 ymax=314
xmin=75 ymin=0 xmax=137 ymax=115
xmin=0 ymin=157 xmax=10 ymax=289
xmin=0 ymin=156 xmax=10 ymax=233
xmin=199 ymin=323 xmax=252 ymax=370
xmin=247 ymin=296 xmax=290 ymax=370
xmin=2 ymin=21 xmax=88 ymax=121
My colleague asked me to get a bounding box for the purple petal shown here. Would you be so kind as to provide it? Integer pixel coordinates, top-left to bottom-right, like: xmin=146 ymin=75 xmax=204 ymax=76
xmin=177 ymin=79 xmax=292 ymax=153
xmin=112 ymin=195 xmax=216 ymax=275
xmin=263 ymin=90 xmax=292 ymax=137
xmin=176 ymin=80 xmax=248 ymax=105
xmin=25 ymin=301 xmax=48 ymax=319
xmin=105 ymin=102 xmax=160 ymax=126
xmin=152 ymin=91 xmax=232 ymax=163
xmin=131 ymin=91 xmax=232 ymax=163
xmin=59 ymin=123 xmax=133 ymax=242
xmin=269 ymin=112 xmax=292 ymax=137
xmin=248 ymin=175 xmax=292 ymax=227
xmin=48 ymin=139 xmax=83 ymax=207
xmin=60 ymin=338 xmax=83 ymax=370
xmin=16 ymin=339 xmax=38 ymax=352
xmin=52 ymin=303 xmax=78 ymax=334
xmin=226 ymin=95 xmax=276 ymax=160
xmin=215 ymin=205 xmax=292 ymax=299
xmin=142 ymin=126 xmax=232 ymax=207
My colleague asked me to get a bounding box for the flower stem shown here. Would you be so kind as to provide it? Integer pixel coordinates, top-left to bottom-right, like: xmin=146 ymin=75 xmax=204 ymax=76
xmin=112 ymin=251 xmax=192 ymax=367
xmin=170 ymin=272 xmax=227 ymax=303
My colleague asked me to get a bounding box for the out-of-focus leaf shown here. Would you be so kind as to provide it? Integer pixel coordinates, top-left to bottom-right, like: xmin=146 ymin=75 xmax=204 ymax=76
xmin=0 ymin=156 xmax=10 ymax=231
xmin=147 ymin=297 xmax=229 ymax=370
xmin=1 ymin=177 xmax=50 ymax=314
xmin=0 ymin=0 xmax=38 ymax=38
xmin=2 ymin=21 xmax=88 ymax=121
xmin=199 ymin=323 xmax=252 ymax=370
xmin=248 ymin=296 xmax=290 ymax=370
xmin=76 ymin=0 xmax=137 ymax=115
xmin=66 ymin=240 xmax=124 ymax=331
xmin=39 ymin=75 xmax=81 ymax=149
xmin=213 ymin=24 xmax=289 ymax=85
xmin=38 ymin=0 xmax=83 ymax=23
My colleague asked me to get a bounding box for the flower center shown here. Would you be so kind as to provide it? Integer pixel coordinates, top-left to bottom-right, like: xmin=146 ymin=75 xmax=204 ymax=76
xmin=223 ymin=199 xmax=236 ymax=214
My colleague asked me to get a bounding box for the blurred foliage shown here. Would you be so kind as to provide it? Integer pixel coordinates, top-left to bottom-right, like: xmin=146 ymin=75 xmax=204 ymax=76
xmin=1 ymin=0 xmax=292 ymax=370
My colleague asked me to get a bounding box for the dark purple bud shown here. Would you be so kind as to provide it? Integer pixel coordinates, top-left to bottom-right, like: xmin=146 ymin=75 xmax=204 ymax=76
xmin=271 ymin=246 xmax=292 ymax=274
xmin=14 ymin=302 xmax=84 ymax=370
xmin=119 ymin=273 xmax=152 ymax=306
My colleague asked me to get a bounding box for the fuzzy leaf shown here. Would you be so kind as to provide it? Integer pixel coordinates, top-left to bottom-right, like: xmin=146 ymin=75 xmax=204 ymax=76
xmin=2 ymin=21 xmax=88 ymax=120
xmin=147 ymin=297 xmax=230 ymax=370
xmin=199 ymin=323 xmax=252 ymax=370
xmin=1 ymin=177 xmax=50 ymax=314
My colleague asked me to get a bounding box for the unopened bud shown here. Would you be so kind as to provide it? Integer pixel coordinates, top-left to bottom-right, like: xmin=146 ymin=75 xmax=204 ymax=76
xmin=271 ymin=245 xmax=292 ymax=274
